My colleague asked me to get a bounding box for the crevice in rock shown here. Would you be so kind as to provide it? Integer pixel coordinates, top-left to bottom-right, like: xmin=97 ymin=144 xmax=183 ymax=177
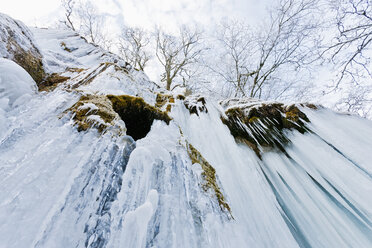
xmin=107 ymin=95 xmax=171 ymax=140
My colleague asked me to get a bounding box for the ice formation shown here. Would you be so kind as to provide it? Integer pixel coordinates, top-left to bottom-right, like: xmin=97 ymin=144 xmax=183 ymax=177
xmin=0 ymin=13 xmax=372 ymax=248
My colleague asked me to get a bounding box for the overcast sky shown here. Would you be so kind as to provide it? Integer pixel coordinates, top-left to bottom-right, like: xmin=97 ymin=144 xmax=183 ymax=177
xmin=1 ymin=0 xmax=268 ymax=30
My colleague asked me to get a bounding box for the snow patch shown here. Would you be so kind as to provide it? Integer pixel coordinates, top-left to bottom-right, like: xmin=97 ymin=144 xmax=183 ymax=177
xmin=0 ymin=58 xmax=37 ymax=136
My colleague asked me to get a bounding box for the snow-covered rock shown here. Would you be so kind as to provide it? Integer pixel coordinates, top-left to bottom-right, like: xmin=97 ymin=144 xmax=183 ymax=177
xmin=31 ymin=27 xmax=128 ymax=74
xmin=0 ymin=13 xmax=45 ymax=83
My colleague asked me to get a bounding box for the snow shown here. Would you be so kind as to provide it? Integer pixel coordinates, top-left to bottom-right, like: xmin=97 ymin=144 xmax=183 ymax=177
xmin=30 ymin=27 xmax=127 ymax=74
xmin=0 ymin=58 xmax=37 ymax=107
xmin=78 ymin=102 xmax=99 ymax=112
xmin=0 ymin=58 xmax=37 ymax=137
xmin=30 ymin=27 xmax=158 ymax=104
xmin=73 ymin=64 xmax=158 ymax=104
xmin=0 ymin=13 xmax=37 ymax=58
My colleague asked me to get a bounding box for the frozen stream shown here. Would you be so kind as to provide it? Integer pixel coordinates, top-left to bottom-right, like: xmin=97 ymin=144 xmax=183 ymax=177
xmin=0 ymin=92 xmax=371 ymax=247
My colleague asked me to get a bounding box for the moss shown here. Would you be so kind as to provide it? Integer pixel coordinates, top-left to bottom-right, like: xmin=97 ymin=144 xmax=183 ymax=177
xmin=286 ymin=104 xmax=309 ymax=122
xmin=300 ymin=103 xmax=319 ymax=110
xmin=155 ymin=94 xmax=167 ymax=108
xmin=306 ymin=103 xmax=318 ymax=110
xmin=107 ymin=95 xmax=171 ymax=140
xmin=186 ymin=143 xmax=232 ymax=217
xmin=66 ymin=95 xmax=119 ymax=133
xmin=155 ymin=93 xmax=175 ymax=113
xmin=177 ymin=94 xmax=185 ymax=100
xmin=248 ymin=116 xmax=260 ymax=123
xmin=235 ymin=137 xmax=261 ymax=158
xmin=221 ymin=103 xmax=310 ymax=158
xmin=66 ymin=67 xmax=86 ymax=73
xmin=66 ymin=94 xmax=171 ymax=138
xmin=285 ymin=111 xmax=299 ymax=122
xmin=60 ymin=42 xmax=72 ymax=52
xmin=155 ymin=93 xmax=174 ymax=109
xmin=184 ymin=96 xmax=208 ymax=116
xmin=39 ymin=73 xmax=70 ymax=92
xmin=103 ymin=61 xmax=129 ymax=73
xmin=72 ymin=63 xmax=110 ymax=89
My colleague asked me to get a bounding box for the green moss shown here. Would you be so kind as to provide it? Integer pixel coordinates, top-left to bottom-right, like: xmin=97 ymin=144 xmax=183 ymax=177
xmin=107 ymin=95 xmax=171 ymax=140
xmin=186 ymin=143 xmax=232 ymax=217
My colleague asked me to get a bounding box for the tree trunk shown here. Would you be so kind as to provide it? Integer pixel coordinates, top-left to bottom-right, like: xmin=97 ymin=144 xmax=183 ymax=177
xmin=166 ymin=78 xmax=172 ymax=91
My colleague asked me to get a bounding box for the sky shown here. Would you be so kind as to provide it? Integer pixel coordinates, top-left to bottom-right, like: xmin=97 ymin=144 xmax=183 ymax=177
xmin=1 ymin=0 xmax=267 ymax=30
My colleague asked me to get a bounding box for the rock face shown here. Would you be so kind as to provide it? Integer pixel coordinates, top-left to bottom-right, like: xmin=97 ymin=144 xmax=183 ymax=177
xmin=65 ymin=94 xmax=125 ymax=134
xmin=1 ymin=13 xmax=372 ymax=248
xmin=108 ymin=95 xmax=171 ymax=140
xmin=66 ymin=94 xmax=171 ymax=139
xmin=220 ymin=98 xmax=311 ymax=157
xmin=0 ymin=13 xmax=45 ymax=84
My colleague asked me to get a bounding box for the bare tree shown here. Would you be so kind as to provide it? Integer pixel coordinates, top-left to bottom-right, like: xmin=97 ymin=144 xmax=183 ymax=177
xmin=211 ymin=20 xmax=256 ymax=97
xmin=61 ymin=0 xmax=76 ymax=31
xmin=325 ymin=0 xmax=372 ymax=87
xmin=77 ymin=1 xmax=105 ymax=45
xmin=60 ymin=0 xmax=111 ymax=50
xmin=251 ymin=0 xmax=321 ymax=98
xmin=213 ymin=0 xmax=321 ymax=99
xmin=335 ymin=83 xmax=372 ymax=118
xmin=118 ymin=27 xmax=151 ymax=71
xmin=155 ymin=26 xmax=205 ymax=91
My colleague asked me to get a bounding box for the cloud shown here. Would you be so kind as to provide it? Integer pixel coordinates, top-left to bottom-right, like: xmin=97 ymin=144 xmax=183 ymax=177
xmin=2 ymin=0 xmax=268 ymax=32
xmin=2 ymin=0 xmax=61 ymax=26
xmin=119 ymin=0 xmax=228 ymax=32
xmin=117 ymin=0 xmax=268 ymax=33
